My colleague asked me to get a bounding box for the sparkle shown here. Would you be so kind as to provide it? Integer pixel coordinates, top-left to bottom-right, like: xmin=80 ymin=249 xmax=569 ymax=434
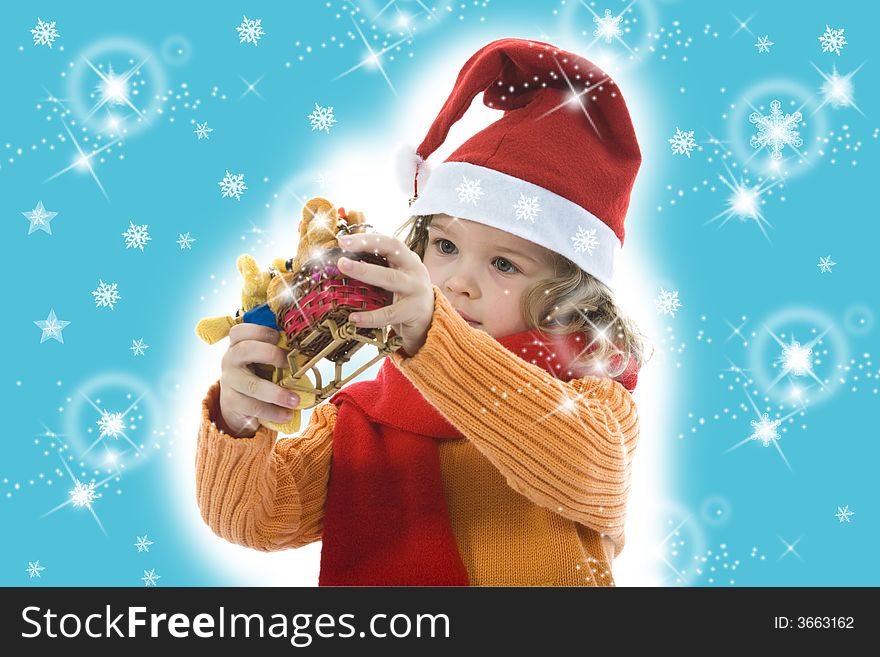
xmin=141 ymin=568 xmax=161 ymax=586
xmin=45 ymin=118 xmax=118 ymax=201
xmin=21 ymin=201 xmax=58 ymax=235
xmin=97 ymin=410 xmax=126 ymax=439
xmin=705 ymin=161 xmax=782 ymax=241
xmin=834 ymin=505 xmax=854 ymax=523
xmin=177 ymin=232 xmax=196 ymax=249
xmin=817 ymin=256 xmax=836 ymax=273
xmin=239 ymin=75 xmax=265 ymax=100
xmin=777 ymin=535 xmax=804 ymax=561
xmin=765 ymin=326 xmax=828 ymax=393
xmin=811 ymin=63 xmax=864 ymax=115
xmin=193 ymin=121 xmax=213 ymax=139
xmin=26 ymin=560 xmax=46 ymax=578
xmin=592 ymin=8 xmax=623 ymax=44
xmin=69 ymin=478 xmax=102 ymax=509
xmin=333 ymin=14 xmax=408 ymax=95
xmin=754 ymin=36 xmax=774 ymax=53
xmin=748 ymin=412 xmax=780 ymax=447
xmin=730 ymin=12 xmax=756 ymax=38
xmin=83 ymin=58 xmax=147 ymax=123
xmin=130 ymin=338 xmax=149 ymax=356
xmin=134 ymin=534 xmax=154 ymax=552
xmin=34 ymin=309 xmax=70 ymax=344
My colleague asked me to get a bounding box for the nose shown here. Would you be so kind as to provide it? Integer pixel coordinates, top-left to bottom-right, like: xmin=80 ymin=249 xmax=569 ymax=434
xmin=443 ymin=266 xmax=479 ymax=299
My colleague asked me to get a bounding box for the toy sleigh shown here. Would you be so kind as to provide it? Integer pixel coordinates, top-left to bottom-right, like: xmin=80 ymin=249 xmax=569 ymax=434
xmin=195 ymin=196 xmax=403 ymax=433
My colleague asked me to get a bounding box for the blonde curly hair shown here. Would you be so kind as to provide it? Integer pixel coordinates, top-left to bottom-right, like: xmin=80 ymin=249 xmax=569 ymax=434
xmin=394 ymin=214 xmax=654 ymax=379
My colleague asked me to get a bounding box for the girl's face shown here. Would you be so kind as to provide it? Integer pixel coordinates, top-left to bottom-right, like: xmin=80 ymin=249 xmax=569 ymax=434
xmin=422 ymin=214 xmax=556 ymax=339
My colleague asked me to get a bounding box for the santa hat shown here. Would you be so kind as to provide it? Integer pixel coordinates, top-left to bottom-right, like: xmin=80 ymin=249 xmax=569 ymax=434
xmin=401 ymin=38 xmax=641 ymax=288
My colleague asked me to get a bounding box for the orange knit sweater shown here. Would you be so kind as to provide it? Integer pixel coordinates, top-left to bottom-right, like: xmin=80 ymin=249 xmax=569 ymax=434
xmin=195 ymin=285 xmax=640 ymax=586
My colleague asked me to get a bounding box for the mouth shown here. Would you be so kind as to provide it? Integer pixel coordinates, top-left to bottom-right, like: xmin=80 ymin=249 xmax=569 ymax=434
xmin=456 ymin=310 xmax=480 ymax=325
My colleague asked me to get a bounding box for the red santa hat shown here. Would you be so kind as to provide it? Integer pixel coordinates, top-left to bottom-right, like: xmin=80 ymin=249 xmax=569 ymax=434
xmin=402 ymin=38 xmax=642 ymax=288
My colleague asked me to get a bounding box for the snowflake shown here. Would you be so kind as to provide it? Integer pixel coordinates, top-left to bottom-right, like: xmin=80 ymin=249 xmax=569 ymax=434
xmin=218 ymin=170 xmax=247 ymax=200
xmin=749 ymin=413 xmax=780 ymax=447
xmin=193 ymin=121 xmax=213 ymax=140
xmin=749 ymin=100 xmax=803 ymax=160
xmin=307 ymin=104 xmax=337 ymax=133
xmin=92 ymin=280 xmax=121 ymax=310
xmin=818 ymin=25 xmax=847 ymax=56
xmin=26 ymin=560 xmax=45 ymax=578
xmin=593 ymin=9 xmax=622 ymax=43
xmin=130 ymin=338 xmax=150 ymax=356
xmin=122 ymin=221 xmax=151 ymax=251
xmin=668 ymin=128 xmax=696 ymax=157
xmin=513 ymin=193 xmax=541 ymax=223
xmin=97 ymin=410 xmax=125 ymax=439
xmin=236 ymin=15 xmax=265 ymax=46
xmin=177 ymin=232 xmax=196 ymax=249
xmin=455 ymin=176 xmax=484 ymax=205
xmin=817 ymin=256 xmax=836 ymax=273
xmin=834 ymin=505 xmax=854 ymax=523
xmin=654 ymin=288 xmax=682 ymax=317
xmin=31 ymin=18 xmax=59 ymax=48
xmin=141 ymin=568 xmax=161 ymax=586
xmin=69 ymin=479 xmax=102 ymax=509
xmin=570 ymin=225 xmax=599 ymax=255
xmin=755 ymin=36 xmax=774 ymax=53
xmin=134 ymin=534 xmax=154 ymax=552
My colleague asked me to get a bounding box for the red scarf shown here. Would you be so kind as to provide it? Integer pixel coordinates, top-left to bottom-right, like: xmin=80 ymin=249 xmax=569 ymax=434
xmin=319 ymin=328 xmax=638 ymax=586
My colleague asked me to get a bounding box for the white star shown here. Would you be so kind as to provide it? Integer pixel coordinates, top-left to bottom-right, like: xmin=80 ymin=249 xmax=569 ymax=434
xmin=817 ymin=256 xmax=836 ymax=273
xmin=141 ymin=568 xmax=161 ymax=586
xmin=22 ymin=201 xmax=58 ymax=235
xmin=177 ymin=232 xmax=196 ymax=249
xmin=130 ymin=338 xmax=149 ymax=356
xmin=193 ymin=121 xmax=213 ymax=140
xmin=134 ymin=534 xmax=154 ymax=552
xmin=834 ymin=505 xmax=854 ymax=523
xmin=26 ymin=560 xmax=46 ymax=578
xmin=34 ymin=309 xmax=70 ymax=344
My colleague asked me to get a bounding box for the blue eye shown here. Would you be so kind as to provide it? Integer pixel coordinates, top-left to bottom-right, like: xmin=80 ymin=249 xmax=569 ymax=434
xmin=430 ymin=238 xmax=521 ymax=274
xmin=493 ymin=257 xmax=520 ymax=274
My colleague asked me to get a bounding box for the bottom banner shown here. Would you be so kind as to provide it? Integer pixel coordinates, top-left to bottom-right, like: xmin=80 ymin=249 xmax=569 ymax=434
xmin=1 ymin=586 xmax=871 ymax=652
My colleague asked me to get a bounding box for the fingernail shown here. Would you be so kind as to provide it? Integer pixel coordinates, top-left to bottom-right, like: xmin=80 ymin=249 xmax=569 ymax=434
xmin=338 ymin=257 xmax=353 ymax=270
xmin=349 ymin=313 xmax=360 ymax=323
xmin=338 ymin=235 xmax=352 ymax=244
xmin=286 ymin=394 xmax=300 ymax=407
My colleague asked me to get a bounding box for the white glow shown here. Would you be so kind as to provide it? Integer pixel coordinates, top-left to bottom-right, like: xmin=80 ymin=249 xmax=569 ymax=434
xmin=168 ymin=34 xmax=670 ymax=587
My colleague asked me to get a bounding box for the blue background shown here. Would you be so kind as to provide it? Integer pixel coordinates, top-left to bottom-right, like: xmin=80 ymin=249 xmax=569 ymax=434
xmin=2 ymin=0 xmax=877 ymax=586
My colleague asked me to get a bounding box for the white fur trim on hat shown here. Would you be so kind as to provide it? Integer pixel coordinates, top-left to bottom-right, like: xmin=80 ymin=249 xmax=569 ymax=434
xmin=394 ymin=144 xmax=432 ymax=198
xmin=409 ymin=161 xmax=619 ymax=287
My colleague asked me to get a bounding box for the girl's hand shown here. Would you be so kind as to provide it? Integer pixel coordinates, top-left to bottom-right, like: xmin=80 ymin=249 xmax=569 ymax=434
xmin=336 ymin=232 xmax=434 ymax=357
xmin=218 ymin=323 xmax=300 ymax=437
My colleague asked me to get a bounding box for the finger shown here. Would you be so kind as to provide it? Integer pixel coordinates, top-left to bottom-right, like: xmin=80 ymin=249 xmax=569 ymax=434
xmin=348 ymin=296 xmax=418 ymax=329
xmin=229 ymin=322 xmax=280 ymax=346
xmin=225 ymin=387 xmax=297 ymax=424
xmin=337 ymin=256 xmax=408 ymax=293
xmin=226 ymin=339 xmax=289 ymax=370
xmin=225 ymin=367 xmax=301 ymax=409
xmin=338 ymin=233 xmax=420 ymax=270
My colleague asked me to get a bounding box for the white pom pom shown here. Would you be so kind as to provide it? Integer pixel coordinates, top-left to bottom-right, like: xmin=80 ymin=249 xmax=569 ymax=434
xmin=395 ymin=144 xmax=431 ymax=197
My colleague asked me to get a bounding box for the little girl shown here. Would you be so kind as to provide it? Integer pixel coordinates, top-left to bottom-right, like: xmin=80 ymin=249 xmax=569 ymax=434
xmin=196 ymin=38 xmax=650 ymax=586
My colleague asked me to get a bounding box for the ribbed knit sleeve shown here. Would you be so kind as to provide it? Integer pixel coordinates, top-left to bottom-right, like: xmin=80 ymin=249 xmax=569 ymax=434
xmin=389 ymin=286 xmax=640 ymax=556
xmin=195 ymin=381 xmax=335 ymax=551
